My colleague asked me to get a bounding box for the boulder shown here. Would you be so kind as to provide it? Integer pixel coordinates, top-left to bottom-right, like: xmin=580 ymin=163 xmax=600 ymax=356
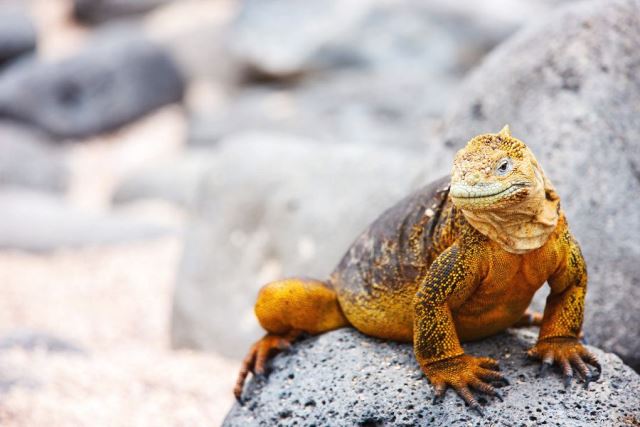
xmin=73 ymin=0 xmax=172 ymax=25
xmin=0 ymin=121 xmax=68 ymax=193
xmin=188 ymin=70 xmax=457 ymax=150
xmin=0 ymin=189 xmax=176 ymax=252
xmin=195 ymin=0 xmax=580 ymax=149
xmin=143 ymin=0 xmax=237 ymax=82
xmin=0 ymin=31 xmax=184 ymax=139
xmin=226 ymin=0 xmax=565 ymax=78
xmin=171 ymin=132 xmax=450 ymax=358
xmin=0 ymin=7 xmax=36 ymax=68
xmin=432 ymin=0 xmax=640 ymax=370
xmin=112 ymin=149 xmax=216 ymax=208
xmin=224 ymin=328 xmax=640 ymax=426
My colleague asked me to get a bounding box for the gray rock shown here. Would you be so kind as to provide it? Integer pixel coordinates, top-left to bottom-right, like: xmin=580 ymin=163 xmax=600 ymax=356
xmin=0 ymin=189 xmax=176 ymax=252
xmin=0 ymin=329 xmax=85 ymax=354
xmin=432 ymin=0 xmax=640 ymax=370
xmin=188 ymin=70 xmax=457 ymax=149
xmin=227 ymin=0 xmax=575 ymax=78
xmin=0 ymin=7 xmax=36 ymax=68
xmin=0 ymin=31 xmax=184 ymax=139
xmin=0 ymin=121 xmax=68 ymax=193
xmin=196 ymin=0 xmax=581 ymax=150
xmin=224 ymin=328 xmax=640 ymax=427
xmin=145 ymin=2 xmax=238 ymax=83
xmin=171 ymin=133 xmax=449 ymax=358
xmin=112 ymin=149 xmax=216 ymax=208
xmin=73 ymin=0 xmax=172 ymax=25
xmin=207 ymin=0 xmax=516 ymax=150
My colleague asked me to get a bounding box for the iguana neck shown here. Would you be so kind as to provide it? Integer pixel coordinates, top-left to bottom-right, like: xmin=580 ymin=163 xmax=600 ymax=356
xmin=460 ymin=165 xmax=560 ymax=254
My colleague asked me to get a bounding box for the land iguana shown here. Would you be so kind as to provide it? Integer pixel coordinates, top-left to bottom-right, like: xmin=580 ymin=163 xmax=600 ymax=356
xmin=233 ymin=126 xmax=600 ymax=415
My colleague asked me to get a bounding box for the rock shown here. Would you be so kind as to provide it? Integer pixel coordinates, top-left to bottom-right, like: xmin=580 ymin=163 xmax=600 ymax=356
xmin=432 ymin=0 xmax=640 ymax=370
xmin=0 ymin=329 xmax=85 ymax=354
xmin=227 ymin=0 xmax=574 ymax=78
xmin=0 ymin=121 xmax=69 ymax=192
xmin=188 ymin=70 xmax=457 ymax=149
xmin=194 ymin=0 xmax=581 ymax=149
xmin=0 ymin=189 xmax=176 ymax=252
xmin=0 ymin=31 xmax=184 ymax=139
xmin=171 ymin=132 xmax=450 ymax=358
xmin=224 ymin=328 xmax=640 ymax=426
xmin=0 ymin=121 xmax=69 ymax=193
xmin=73 ymin=0 xmax=172 ymax=25
xmin=144 ymin=0 xmax=236 ymax=82
xmin=112 ymin=149 xmax=216 ymax=208
xmin=0 ymin=7 xmax=36 ymax=68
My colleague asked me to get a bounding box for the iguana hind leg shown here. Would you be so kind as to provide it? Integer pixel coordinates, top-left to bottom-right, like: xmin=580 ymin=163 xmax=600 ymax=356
xmin=513 ymin=310 xmax=543 ymax=327
xmin=234 ymin=278 xmax=349 ymax=401
xmin=512 ymin=310 xmax=586 ymax=341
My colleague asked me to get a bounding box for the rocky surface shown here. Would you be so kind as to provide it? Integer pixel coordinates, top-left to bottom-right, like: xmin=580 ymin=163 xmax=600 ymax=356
xmin=0 ymin=329 xmax=84 ymax=354
xmin=73 ymin=0 xmax=172 ymax=25
xmin=112 ymin=149 xmax=216 ymax=208
xmin=144 ymin=0 xmax=236 ymax=82
xmin=190 ymin=0 xmax=580 ymax=150
xmin=226 ymin=0 xmax=564 ymax=78
xmin=187 ymin=70 xmax=457 ymax=150
xmin=189 ymin=0 xmax=540 ymax=150
xmin=225 ymin=328 xmax=640 ymax=427
xmin=433 ymin=0 xmax=640 ymax=370
xmin=171 ymin=132 xmax=448 ymax=358
xmin=0 ymin=189 xmax=176 ymax=251
xmin=0 ymin=121 xmax=68 ymax=192
xmin=0 ymin=31 xmax=184 ymax=139
xmin=0 ymin=7 xmax=36 ymax=68
xmin=0 ymin=238 xmax=239 ymax=426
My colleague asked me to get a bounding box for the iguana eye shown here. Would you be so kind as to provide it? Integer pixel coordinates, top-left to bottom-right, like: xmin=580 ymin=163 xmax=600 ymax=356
xmin=495 ymin=158 xmax=513 ymax=176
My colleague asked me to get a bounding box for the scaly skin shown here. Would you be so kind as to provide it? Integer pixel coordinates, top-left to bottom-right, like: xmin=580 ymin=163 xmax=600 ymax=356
xmin=235 ymin=126 xmax=600 ymax=415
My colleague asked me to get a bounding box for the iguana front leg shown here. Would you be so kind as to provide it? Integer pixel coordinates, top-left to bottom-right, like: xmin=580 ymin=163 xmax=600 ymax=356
xmin=527 ymin=231 xmax=601 ymax=388
xmin=413 ymin=244 xmax=507 ymax=415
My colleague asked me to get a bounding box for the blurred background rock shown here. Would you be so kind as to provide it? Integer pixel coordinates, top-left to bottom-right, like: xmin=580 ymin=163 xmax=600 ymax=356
xmin=0 ymin=0 xmax=637 ymax=426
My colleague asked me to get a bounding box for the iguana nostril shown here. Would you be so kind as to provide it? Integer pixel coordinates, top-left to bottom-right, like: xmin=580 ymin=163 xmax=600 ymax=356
xmin=467 ymin=172 xmax=480 ymax=186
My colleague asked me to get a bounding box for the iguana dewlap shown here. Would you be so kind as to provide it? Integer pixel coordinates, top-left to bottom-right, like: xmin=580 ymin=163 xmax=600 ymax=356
xmin=234 ymin=126 xmax=600 ymax=415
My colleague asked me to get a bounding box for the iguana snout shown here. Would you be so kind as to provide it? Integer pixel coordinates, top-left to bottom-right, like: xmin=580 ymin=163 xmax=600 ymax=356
xmin=450 ymin=125 xmax=537 ymax=212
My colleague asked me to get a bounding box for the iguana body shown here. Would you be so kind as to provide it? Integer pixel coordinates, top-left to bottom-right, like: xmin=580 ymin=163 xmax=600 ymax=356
xmin=234 ymin=127 xmax=600 ymax=414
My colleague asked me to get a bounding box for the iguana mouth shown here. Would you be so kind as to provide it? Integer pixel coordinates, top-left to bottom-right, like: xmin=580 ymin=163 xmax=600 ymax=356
xmin=450 ymin=182 xmax=528 ymax=199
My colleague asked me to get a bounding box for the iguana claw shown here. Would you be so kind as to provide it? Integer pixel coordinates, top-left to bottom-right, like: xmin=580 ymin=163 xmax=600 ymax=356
xmin=528 ymin=337 xmax=601 ymax=390
xmin=423 ymin=354 xmax=507 ymax=416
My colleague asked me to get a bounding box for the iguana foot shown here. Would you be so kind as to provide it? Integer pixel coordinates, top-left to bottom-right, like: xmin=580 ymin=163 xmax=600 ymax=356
xmin=234 ymin=330 xmax=302 ymax=402
xmin=422 ymin=354 xmax=509 ymax=416
xmin=527 ymin=337 xmax=601 ymax=389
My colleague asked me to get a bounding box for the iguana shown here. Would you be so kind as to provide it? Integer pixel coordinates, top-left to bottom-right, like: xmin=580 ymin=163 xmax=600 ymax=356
xmin=234 ymin=126 xmax=600 ymax=415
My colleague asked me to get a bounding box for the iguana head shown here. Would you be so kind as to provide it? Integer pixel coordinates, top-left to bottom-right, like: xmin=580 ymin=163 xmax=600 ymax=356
xmin=449 ymin=126 xmax=560 ymax=253
xmin=450 ymin=125 xmax=550 ymax=212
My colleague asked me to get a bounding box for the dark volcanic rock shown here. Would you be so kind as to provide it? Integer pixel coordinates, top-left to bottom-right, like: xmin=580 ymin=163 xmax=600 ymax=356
xmin=0 ymin=7 xmax=36 ymax=68
xmin=0 ymin=121 xmax=68 ymax=193
xmin=0 ymin=32 xmax=184 ymax=139
xmin=432 ymin=0 xmax=640 ymax=370
xmin=224 ymin=328 xmax=640 ymax=427
xmin=73 ymin=0 xmax=172 ymax=25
